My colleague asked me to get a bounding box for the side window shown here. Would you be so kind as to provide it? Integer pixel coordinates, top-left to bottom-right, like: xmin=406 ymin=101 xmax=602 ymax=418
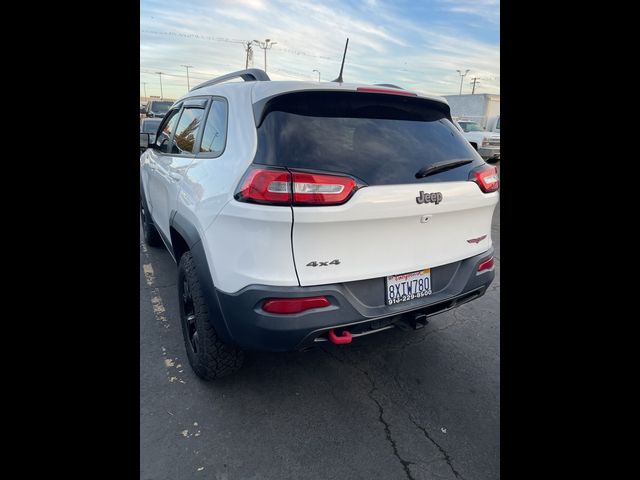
xmin=172 ymin=107 xmax=206 ymax=154
xmin=199 ymin=99 xmax=228 ymax=156
xmin=156 ymin=109 xmax=181 ymax=153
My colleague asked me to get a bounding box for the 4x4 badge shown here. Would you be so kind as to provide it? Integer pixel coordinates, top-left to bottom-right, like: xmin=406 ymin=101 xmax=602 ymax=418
xmin=416 ymin=191 xmax=443 ymax=205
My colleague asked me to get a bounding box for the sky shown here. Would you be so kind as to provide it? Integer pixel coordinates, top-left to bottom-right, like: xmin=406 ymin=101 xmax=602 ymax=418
xmin=140 ymin=0 xmax=499 ymax=100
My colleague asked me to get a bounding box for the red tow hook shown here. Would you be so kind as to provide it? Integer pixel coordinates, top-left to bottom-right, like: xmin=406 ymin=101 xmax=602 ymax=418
xmin=328 ymin=329 xmax=352 ymax=345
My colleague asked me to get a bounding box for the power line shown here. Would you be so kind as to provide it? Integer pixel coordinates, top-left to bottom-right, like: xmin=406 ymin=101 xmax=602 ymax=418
xmin=155 ymin=72 xmax=164 ymax=99
xmin=141 ymin=29 xmax=335 ymax=60
xmin=139 ymin=70 xmax=211 ymax=81
xmin=180 ymin=65 xmax=194 ymax=90
xmin=140 ymin=64 xmax=237 ymax=78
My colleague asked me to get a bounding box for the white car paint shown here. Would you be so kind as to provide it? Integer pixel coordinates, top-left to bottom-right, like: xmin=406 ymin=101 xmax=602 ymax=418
xmin=206 ymin=201 xmax=298 ymax=292
xmin=250 ymin=80 xmax=448 ymax=105
xmin=292 ymin=182 xmax=497 ymax=286
xmin=141 ymin=79 xmax=498 ymax=294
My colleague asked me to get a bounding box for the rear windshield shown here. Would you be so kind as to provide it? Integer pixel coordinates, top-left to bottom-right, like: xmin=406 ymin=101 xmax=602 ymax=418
xmin=151 ymin=101 xmax=172 ymax=113
xmin=459 ymin=121 xmax=484 ymax=132
xmin=253 ymin=91 xmax=483 ymax=185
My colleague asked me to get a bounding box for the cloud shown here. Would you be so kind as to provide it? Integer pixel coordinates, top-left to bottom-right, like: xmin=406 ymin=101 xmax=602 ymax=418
xmin=140 ymin=0 xmax=499 ymax=99
xmin=438 ymin=0 xmax=500 ymax=24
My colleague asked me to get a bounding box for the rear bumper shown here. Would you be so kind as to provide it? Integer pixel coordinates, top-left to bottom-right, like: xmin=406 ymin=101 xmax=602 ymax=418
xmin=215 ymin=248 xmax=495 ymax=352
xmin=478 ymin=146 xmax=500 ymax=160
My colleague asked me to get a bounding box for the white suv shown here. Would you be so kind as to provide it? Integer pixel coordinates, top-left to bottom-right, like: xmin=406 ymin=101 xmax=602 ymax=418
xmin=140 ymin=69 xmax=499 ymax=380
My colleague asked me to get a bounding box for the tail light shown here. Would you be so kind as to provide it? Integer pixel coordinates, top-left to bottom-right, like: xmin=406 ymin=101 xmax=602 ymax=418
xmin=477 ymin=256 xmax=495 ymax=274
xmin=235 ymin=168 xmax=291 ymax=205
xmin=262 ymin=296 xmax=330 ymax=314
xmin=470 ymin=164 xmax=499 ymax=193
xmin=235 ymin=167 xmax=360 ymax=206
xmin=292 ymin=172 xmax=357 ymax=205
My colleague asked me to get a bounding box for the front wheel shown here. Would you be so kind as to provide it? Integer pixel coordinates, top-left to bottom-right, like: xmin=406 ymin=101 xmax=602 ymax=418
xmin=178 ymin=251 xmax=244 ymax=380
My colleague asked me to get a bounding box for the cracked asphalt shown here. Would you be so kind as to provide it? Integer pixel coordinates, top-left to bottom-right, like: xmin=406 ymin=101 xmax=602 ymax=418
xmin=141 ymin=189 xmax=500 ymax=480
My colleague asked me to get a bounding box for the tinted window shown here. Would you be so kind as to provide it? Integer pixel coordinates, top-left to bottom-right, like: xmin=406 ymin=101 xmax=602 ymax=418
xmin=199 ymin=100 xmax=228 ymax=155
xmin=141 ymin=119 xmax=162 ymax=133
xmin=459 ymin=121 xmax=484 ymax=132
xmin=155 ymin=109 xmax=180 ymax=153
xmin=254 ymin=91 xmax=483 ymax=185
xmin=173 ymin=107 xmax=205 ymax=154
xmin=151 ymin=101 xmax=172 ymax=113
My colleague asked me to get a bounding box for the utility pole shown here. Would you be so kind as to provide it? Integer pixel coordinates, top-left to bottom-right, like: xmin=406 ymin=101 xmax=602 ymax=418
xmin=253 ymin=39 xmax=277 ymax=73
xmin=141 ymin=82 xmax=147 ymax=100
xmin=456 ymin=69 xmax=470 ymax=95
xmin=155 ymin=72 xmax=164 ymax=99
xmin=470 ymin=77 xmax=480 ymax=94
xmin=243 ymin=41 xmax=254 ymax=69
xmin=313 ymin=69 xmax=321 ymax=82
xmin=181 ymin=65 xmax=193 ymax=90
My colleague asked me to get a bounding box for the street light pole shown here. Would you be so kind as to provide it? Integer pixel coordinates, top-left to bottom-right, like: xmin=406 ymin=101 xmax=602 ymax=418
xmin=156 ymin=72 xmax=164 ymax=99
xmin=181 ymin=65 xmax=193 ymax=90
xmin=456 ymin=69 xmax=470 ymax=95
xmin=313 ymin=69 xmax=321 ymax=82
xmin=253 ymin=39 xmax=277 ymax=73
xmin=142 ymin=82 xmax=147 ymax=99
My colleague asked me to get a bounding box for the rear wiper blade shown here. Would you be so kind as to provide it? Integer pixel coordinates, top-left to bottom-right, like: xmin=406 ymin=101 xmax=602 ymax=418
xmin=415 ymin=159 xmax=473 ymax=179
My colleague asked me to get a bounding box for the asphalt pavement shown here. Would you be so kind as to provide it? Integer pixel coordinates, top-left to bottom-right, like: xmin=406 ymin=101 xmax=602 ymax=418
xmin=140 ymin=196 xmax=500 ymax=480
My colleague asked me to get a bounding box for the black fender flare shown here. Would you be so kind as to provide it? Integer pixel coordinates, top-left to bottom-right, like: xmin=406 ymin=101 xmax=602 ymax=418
xmin=140 ymin=176 xmax=152 ymax=222
xmin=170 ymin=211 xmax=235 ymax=345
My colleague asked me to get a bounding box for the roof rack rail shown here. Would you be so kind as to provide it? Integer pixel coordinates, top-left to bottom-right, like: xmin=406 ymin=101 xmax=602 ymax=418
xmin=374 ymin=83 xmax=404 ymax=90
xmin=190 ymin=68 xmax=271 ymax=92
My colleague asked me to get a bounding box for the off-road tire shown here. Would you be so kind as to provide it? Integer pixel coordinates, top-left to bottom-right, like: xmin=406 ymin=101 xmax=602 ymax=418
xmin=178 ymin=251 xmax=244 ymax=380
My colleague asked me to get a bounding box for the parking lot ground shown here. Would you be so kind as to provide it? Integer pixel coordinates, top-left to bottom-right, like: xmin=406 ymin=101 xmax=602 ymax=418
xmin=140 ymin=199 xmax=500 ymax=480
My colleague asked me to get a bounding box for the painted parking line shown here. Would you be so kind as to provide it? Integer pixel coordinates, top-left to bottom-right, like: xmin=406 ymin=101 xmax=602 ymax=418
xmin=141 ymin=243 xmax=186 ymax=384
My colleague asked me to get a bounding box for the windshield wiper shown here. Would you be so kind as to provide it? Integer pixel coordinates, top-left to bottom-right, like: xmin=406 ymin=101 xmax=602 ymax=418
xmin=415 ymin=159 xmax=473 ymax=179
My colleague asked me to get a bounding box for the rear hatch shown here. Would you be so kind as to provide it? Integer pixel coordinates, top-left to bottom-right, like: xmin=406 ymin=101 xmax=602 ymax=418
xmin=485 ymin=133 xmax=500 ymax=146
xmin=252 ymin=90 xmax=498 ymax=287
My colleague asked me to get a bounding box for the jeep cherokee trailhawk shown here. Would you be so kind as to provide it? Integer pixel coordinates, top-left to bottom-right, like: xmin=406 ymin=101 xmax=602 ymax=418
xmin=139 ymin=69 xmax=499 ymax=379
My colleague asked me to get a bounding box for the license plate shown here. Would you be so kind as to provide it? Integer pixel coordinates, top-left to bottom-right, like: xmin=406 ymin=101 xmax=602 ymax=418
xmin=386 ymin=268 xmax=432 ymax=305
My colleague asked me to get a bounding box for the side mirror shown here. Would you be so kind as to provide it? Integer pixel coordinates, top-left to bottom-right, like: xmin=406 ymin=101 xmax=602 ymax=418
xmin=140 ymin=133 xmax=151 ymax=150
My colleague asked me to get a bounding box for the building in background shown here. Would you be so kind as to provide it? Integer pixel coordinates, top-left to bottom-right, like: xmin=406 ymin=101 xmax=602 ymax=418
xmin=140 ymin=96 xmax=176 ymax=104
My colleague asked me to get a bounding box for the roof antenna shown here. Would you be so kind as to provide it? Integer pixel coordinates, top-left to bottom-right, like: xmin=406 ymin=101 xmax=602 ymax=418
xmin=332 ymin=38 xmax=349 ymax=83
